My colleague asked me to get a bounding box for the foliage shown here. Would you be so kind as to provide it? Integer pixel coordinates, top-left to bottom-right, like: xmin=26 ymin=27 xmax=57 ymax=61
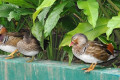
xmin=2 ymin=0 xmax=35 ymax=8
xmin=106 ymin=12 xmax=120 ymax=39
xmin=32 ymin=22 xmax=44 ymax=49
xmin=0 ymin=0 xmax=120 ymax=65
xmin=77 ymin=0 xmax=99 ymax=28
xmin=44 ymin=2 xmax=68 ymax=38
xmin=59 ymin=18 xmax=109 ymax=48
xmin=32 ymin=0 xmax=56 ymax=23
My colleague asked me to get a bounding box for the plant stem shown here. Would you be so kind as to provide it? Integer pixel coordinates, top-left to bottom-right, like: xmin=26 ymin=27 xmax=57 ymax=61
xmin=61 ymin=51 xmax=66 ymax=61
xmin=49 ymin=32 xmax=53 ymax=59
xmin=114 ymin=30 xmax=120 ymax=46
xmin=105 ymin=5 xmax=117 ymax=14
xmin=73 ymin=13 xmax=84 ymax=22
xmin=107 ymin=0 xmax=120 ymax=12
xmin=97 ymin=0 xmax=110 ymax=18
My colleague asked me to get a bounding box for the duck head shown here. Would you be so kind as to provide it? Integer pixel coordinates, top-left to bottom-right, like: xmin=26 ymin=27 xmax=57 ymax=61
xmin=69 ymin=33 xmax=88 ymax=47
xmin=0 ymin=25 xmax=7 ymax=34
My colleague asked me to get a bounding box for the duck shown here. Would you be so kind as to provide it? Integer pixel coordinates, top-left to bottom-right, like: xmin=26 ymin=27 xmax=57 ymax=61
xmin=17 ymin=31 xmax=41 ymax=62
xmin=0 ymin=25 xmax=23 ymax=59
xmin=69 ymin=33 xmax=119 ymax=72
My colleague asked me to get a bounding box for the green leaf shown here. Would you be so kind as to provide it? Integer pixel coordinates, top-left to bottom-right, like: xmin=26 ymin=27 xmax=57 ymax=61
xmin=98 ymin=36 xmax=110 ymax=44
xmin=0 ymin=0 xmax=2 ymax=4
xmin=59 ymin=18 xmax=109 ymax=48
xmin=85 ymin=18 xmax=109 ymax=40
xmin=59 ymin=23 xmax=91 ymax=48
xmin=8 ymin=8 xmax=33 ymax=21
xmin=63 ymin=46 xmax=73 ymax=65
xmin=8 ymin=11 xmax=20 ymax=21
xmin=77 ymin=0 xmax=99 ymax=28
xmin=33 ymin=7 xmax=51 ymax=49
xmin=16 ymin=8 xmax=33 ymax=15
xmin=32 ymin=22 xmax=44 ymax=49
xmin=98 ymin=36 xmax=117 ymax=49
xmin=44 ymin=2 xmax=68 ymax=38
xmin=106 ymin=12 xmax=120 ymax=39
xmin=3 ymin=0 xmax=35 ymax=8
xmin=24 ymin=0 xmax=43 ymax=7
xmin=0 ymin=4 xmax=18 ymax=17
xmin=38 ymin=7 xmax=51 ymax=25
xmin=32 ymin=0 xmax=56 ymax=23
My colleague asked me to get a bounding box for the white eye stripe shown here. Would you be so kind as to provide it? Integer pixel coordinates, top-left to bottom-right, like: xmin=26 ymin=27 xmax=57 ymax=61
xmin=73 ymin=38 xmax=75 ymax=40
xmin=0 ymin=25 xmax=3 ymax=30
xmin=73 ymin=37 xmax=77 ymax=40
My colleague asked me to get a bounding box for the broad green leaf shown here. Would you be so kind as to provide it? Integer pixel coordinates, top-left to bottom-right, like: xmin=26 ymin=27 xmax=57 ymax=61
xmin=24 ymin=0 xmax=43 ymax=7
xmin=106 ymin=12 xmax=120 ymax=39
xmin=0 ymin=18 xmax=7 ymax=27
xmin=106 ymin=28 xmax=114 ymax=40
xmin=3 ymin=0 xmax=35 ymax=8
xmin=32 ymin=22 xmax=44 ymax=49
xmin=59 ymin=18 xmax=109 ymax=48
xmin=32 ymin=0 xmax=56 ymax=23
xmin=0 ymin=4 xmax=18 ymax=17
xmin=36 ymin=7 xmax=51 ymax=49
xmin=77 ymin=0 xmax=99 ymax=28
xmin=38 ymin=7 xmax=51 ymax=25
xmin=63 ymin=46 xmax=73 ymax=65
xmin=8 ymin=8 xmax=33 ymax=21
xmin=44 ymin=2 xmax=68 ymax=38
xmin=16 ymin=8 xmax=33 ymax=15
xmin=0 ymin=0 xmax=2 ymax=4
xmin=98 ymin=36 xmax=117 ymax=49
xmin=98 ymin=36 xmax=109 ymax=44
xmin=59 ymin=23 xmax=92 ymax=48
xmin=8 ymin=11 xmax=20 ymax=21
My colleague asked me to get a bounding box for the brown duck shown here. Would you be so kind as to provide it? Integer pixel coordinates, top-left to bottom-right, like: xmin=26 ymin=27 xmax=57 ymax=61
xmin=0 ymin=25 xmax=23 ymax=59
xmin=69 ymin=33 xmax=119 ymax=72
xmin=17 ymin=32 xmax=41 ymax=62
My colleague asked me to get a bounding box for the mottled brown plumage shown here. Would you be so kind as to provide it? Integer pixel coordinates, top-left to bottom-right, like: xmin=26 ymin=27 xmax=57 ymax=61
xmin=0 ymin=25 xmax=24 ymax=59
xmin=17 ymin=32 xmax=40 ymax=62
xmin=69 ymin=33 xmax=118 ymax=72
xmin=17 ymin=37 xmax=40 ymax=52
xmin=85 ymin=41 xmax=110 ymax=61
xmin=4 ymin=36 xmax=22 ymax=46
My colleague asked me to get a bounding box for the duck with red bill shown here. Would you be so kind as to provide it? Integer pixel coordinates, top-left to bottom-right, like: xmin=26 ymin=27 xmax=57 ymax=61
xmin=69 ymin=33 xmax=119 ymax=72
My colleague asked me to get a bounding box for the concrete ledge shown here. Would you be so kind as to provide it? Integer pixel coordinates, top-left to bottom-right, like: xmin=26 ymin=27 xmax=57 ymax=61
xmin=0 ymin=55 xmax=120 ymax=80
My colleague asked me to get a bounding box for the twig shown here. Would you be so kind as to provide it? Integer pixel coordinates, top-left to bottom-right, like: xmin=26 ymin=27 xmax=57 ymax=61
xmin=73 ymin=13 xmax=84 ymax=22
xmin=105 ymin=5 xmax=117 ymax=14
xmin=97 ymin=0 xmax=110 ymax=18
xmin=107 ymin=0 xmax=120 ymax=12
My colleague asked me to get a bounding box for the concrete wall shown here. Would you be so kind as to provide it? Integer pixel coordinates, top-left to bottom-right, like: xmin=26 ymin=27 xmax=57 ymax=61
xmin=0 ymin=55 xmax=120 ymax=80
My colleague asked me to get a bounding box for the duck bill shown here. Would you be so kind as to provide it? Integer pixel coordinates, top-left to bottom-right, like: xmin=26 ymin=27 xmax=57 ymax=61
xmin=69 ymin=41 xmax=74 ymax=47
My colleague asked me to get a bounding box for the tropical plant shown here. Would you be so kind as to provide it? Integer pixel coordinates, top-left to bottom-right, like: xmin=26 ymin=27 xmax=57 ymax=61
xmin=60 ymin=0 xmax=120 ymax=64
xmin=0 ymin=0 xmax=120 ymax=66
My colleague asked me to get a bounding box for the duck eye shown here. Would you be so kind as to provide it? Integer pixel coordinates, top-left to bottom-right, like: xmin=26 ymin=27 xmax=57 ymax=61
xmin=73 ymin=37 xmax=77 ymax=40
